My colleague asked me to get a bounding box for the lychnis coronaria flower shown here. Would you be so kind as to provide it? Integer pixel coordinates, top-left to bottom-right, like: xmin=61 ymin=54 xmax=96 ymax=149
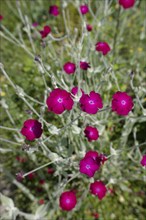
xmin=46 ymin=88 xmax=74 ymax=114
xmin=84 ymin=126 xmax=99 ymax=142
xmin=39 ymin=26 xmax=51 ymax=38
xmin=98 ymin=154 xmax=108 ymax=165
xmin=49 ymin=5 xmax=59 ymax=16
xmin=79 ymin=91 xmax=103 ymax=114
xmin=140 ymin=155 xmax=146 ymax=167
xmin=119 ymin=0 xmax=135 ymax=9
xmin=85 ymin=150 xmax=99 ymax=161
xmin=79 ymin=156 xmax=100 ymax=178
xmin=63 ymin=62 xmax=76 ymax=74
xmin=85 ymin=151 xmax=107 ymax=166
xmin=32 ymin=22 xmax=38 ymax=27
xmin=59 ymin=191 xmax=77 ymax=211
xmin=21 ymin=119 xmax=43 ymax=141
xmin=80 ymin=4 xmax=89 ymax=15
xmin=86 ymin=24 xmax=92 ymax=32
xmin=90 ymin=181 xmax=107 ymax=200
xmin=80 ymin=61 xmax=90 ymax=70
xmin=111 ymin=91 xmax=133 ymax=116
xmin=95 ymin=42 xmax=111 ymax=55
xmin=71 ymin=86 xmax=84 ymax=97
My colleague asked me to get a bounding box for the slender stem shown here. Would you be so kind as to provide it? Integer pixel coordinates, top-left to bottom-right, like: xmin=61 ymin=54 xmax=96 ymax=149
xmin=0 ymin=63 xmax=16 ymax=89
xmin=43 ymin=113 xmax=81 ymax=143
xmin=3 ymin=168 xmax=36 ymax=201
xmin=0 ymin=126 xmax=20 ymax=131
xmin=112 ymin=7 xmax=121 ymax=57
xmin=49 ymin=34 xmax=67 ymax=41
xmin=0 ymin=138 xmax=22 ymax=145
xmin=23 ymin=159 xmax=60 ymax=178
xmin=63 ymin=173 xmax=80 ymax=189
xmin=24 ymin=15 xmax=36 ymax=53
xmin=1 ymin=64 xmax=50 ymax=127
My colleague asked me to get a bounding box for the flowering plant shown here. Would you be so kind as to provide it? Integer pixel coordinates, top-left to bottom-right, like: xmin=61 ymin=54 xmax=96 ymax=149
xmin=0 ymin=0 xmax=145 ymax=219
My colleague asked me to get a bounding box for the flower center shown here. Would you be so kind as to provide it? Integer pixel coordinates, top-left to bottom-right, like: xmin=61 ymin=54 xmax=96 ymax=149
xmin=66 ymin=199 xmax=70 ymax=204
xmin=89 ymin=131 xmax=93 ymax=136
xmin=86 ymin=164 xmax=90 ymax=170
xmin=89 ymin=100 xmax=94 ymax=105
xmin=58 ymin=98 xmax=63 ymax=103
xmin=121 ymin=100 xmax=126 ymax=105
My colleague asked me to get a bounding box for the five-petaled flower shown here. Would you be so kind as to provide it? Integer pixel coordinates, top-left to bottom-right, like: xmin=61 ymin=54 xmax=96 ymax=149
xmin=119 ymin=0 xmax=135 ymax=9
xmin=80 ymin=4 xmax=89 ymax=15
xmin=59 ymin=191 xmax=77 ymax=211
xmin=49 ymin=5 xmax=59 ymax=16
xmin=46 ymin=88 xmax=74 ymax=114
xmin=111 ymin=91 xmax=133 ymax=116
xmin=39 ymin=26 xmax=51 ymax=38
xmin=84 ymin=126 xmax=99 ymax=142
xmin=85 ymin=150 xmax=99 ymax=161
xmin=21 ymin=119 xmax=43 ymax=141
xmin=79 ymin=91 xmax=103 ymax=114
xmin=95 ymin=42 xmax=111 ymax=55
xmin=140 ymin=155 xmax=146 ymax=167
xmin=79 ymin=156 xmax=100 ymax=177
xmin=80 ymin=61 xmax=90 ymax=70
xmin=63 ymin=62 xmax=76 ymax=74
xmin=90 ymin=180 xmax=107 ymax=200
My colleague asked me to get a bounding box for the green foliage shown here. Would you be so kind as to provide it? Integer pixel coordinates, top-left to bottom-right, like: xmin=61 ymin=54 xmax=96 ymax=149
xmin=0 ymin=0 xmax=146 ymax=220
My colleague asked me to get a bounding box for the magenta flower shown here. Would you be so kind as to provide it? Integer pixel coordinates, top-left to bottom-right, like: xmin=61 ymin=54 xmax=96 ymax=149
xmin=16 ymin=171 xmax=24 ymax=182
xmin=0 ymin=15 xmax=3 ymax=21
xmin=79 ymin=91 xmax=103 ymax=114
xmin=39 ymin=26 xmax=51 ymax=38
xmin=38 ymin=199 xmax=45 ymax=205
xmin=39 ymin=179 xmax=45 ymax=185
xmin=63 ymin=62 xmax=76 ymax=74
xmin=95 ymin=42 xmax=111 ymax=55
xmin=71 ymin=86 xmax=84 ymax=96
xmin=32 ymin=22 xmax=39 ymax=27
xmin=90 ymin=181 xmax=107 ymax=200
xmin=79 ymin=157 xmax=99 ymax=177
xmin=80 ymin=4 xmax=89 ymax=15
xmin=46 ymin=88 xmax=74 ymax=114
xmin=140 ymin=155 xmax=146 ymax=167
xmin=92 ymin=213 xmax=99 ymax=219
xmin=21 ymin=119 xmax=43 ymax=141
xmin=86 ymin=24 xmax=92 ymax=32
xmin=85 ymin=150 xmax=101 ymax=171
xmin=80 ymin=61 xmax=90 ymax=70
xmin=47 ymin=167 xmax=54 ymax=174
xmin=16 ymin=156 xmax=27 ymax=163
xmin=111 ymin=91 xmax=133 ymax=116
xmin=49 ymin=5 xmax=59 ymax=16
xmin=119 ymin=0 xmax=135 ymax=9
xmin=85 ymin=150 xmax=99 ymax=161
xmin=27 ymin=172 xmax=36 ymax=180
xmin=84 ymin=126 xmax=99 ymax=142
xmin=59 ymin=191 xmax=77 ymax=211
xmin=98 ymin=154 xmax=108 ymax=165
